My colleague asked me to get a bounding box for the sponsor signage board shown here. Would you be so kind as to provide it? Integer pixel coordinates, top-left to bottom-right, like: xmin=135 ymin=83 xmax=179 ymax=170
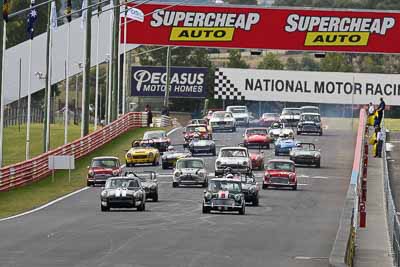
xmin=123 ymin=3 xmax=400 ymax=54
xmin=131 ymin=66 xmax=207 ymax=98
xmin=214 ymin=68 xmax=400 ymax=105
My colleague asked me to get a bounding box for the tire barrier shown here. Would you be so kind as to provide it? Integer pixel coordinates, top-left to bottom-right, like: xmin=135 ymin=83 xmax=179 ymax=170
xmin=0 ymin=112 xmax=148 ymax=192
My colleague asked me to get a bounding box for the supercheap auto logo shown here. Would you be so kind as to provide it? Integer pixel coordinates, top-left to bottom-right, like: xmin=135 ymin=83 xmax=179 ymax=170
xmin=285 ymin=14 xmax=396 ymax=46
xmin=150 ymin=10 xmax=260 ymax=41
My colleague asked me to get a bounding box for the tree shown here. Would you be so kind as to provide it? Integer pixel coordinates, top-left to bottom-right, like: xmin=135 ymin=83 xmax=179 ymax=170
xmin=286 ymin=57 xmax=300 ymax=70
xmin=226 ymin=50 xmax=249 ymax=69
xmin=300 ymin=55 xmax=320 ymax=71
xmin=320 ymin=54 xmax=353 ymax=72
xmin=227 ymin=0 xmax=257 ymax=4
xmin=257 ymin=53 xmax=284 ymax=70
xmin=359 ymin=55 xmax=384 ymax=73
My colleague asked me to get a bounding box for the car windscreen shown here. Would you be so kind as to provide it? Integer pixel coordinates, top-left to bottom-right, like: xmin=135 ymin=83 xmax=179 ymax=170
xmin=176 ymin=160 xmax=204 ymax=169
xmin=208 ymin=180 xmax=241 ymax=193
xmin=105 ymin=179 xmax=139 ymax=189
xmin=267 ymin=162 xmax=295 ymax=172
xmin=229 ymin=108 xmax=247 ymax=113
xmin=282 ymin=109 xmax=301 ymax=115
xmin=262 ymin=113 xmax=279 ymax=119
xmin=246 ymin=129 xmax=267 ymax=135
xmin=220 ymin=149 xmax=247 ymax=157
xmin=186 ymin=126 xmax=207 ymax=133
xmin=213 ymin=112 xmax=231 ymax=118
xmin=301 ymin=108 xmax=319 ymax=113
xmin=144 ymin=132 xmax=165 ymax=139
xmin=301 ymin=114 xmax=321 ymax=122
xmin=92 ymin=159 xmax=118 ymax=168
xmin=295 ymin=144 xmax=315 ymax=151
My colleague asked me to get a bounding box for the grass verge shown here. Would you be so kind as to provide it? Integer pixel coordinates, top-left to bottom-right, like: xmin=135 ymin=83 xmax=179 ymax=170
xmin=385 ymin=118 xmax=400 ymax=132
xmin=4 ymin=123 xmax=94 ymax=166
xmin=0 ymin=127 xmax=168 ymax=219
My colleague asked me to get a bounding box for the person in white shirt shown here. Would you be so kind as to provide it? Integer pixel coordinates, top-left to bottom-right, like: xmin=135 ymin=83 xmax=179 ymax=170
xmin=368 ymin=102 xmax=375 ymax=116
xmin=375 ymin=127 xmax=384 ymax=158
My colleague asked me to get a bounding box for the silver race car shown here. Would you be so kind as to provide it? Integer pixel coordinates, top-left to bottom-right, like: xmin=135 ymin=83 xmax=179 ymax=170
xmin=100 ymin=177 xmax=146 ymax=211
xmin=173 ymin=158 xmax=208 ymax=187
xmin=289 ymin=142 xmax=321 ymax=168
xmin=123 ymin=171 xmax=159 ymax=202
xmin=188 ymin=134 xmax=216 ymax=155
xmin=215 ymin=147 xmax=252 ymax=176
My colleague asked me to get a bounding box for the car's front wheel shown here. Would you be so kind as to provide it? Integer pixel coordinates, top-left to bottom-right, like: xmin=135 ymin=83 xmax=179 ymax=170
xmin=101 ymin=204 xmax=109 ymax=212
xmin=87 ymin=181 xmax=93 ymax=187
xmin=239 ymin=204 xmax=245 ymax=215
xmin=153 ymin=192 xmax=158 ymax=202
xmin=202 ymin=180 xmax=208 ymax=188
xmin=252 ymin=197 xmax=259 ymax=206
xmin=262 ymin=184 xmax=268 ymax=190
xmin=212 ymin=148 xmax=217 ymax=156
xmin=172 ymin=182 xmax=179 ymax=188
xmin=162 ymin=162 xmax=168 ymax=169
xmin=316 ymin=161 xmax=321 ymax=168
xmin=292 ymin=184 xmax=298 ymax=191
xmin=232 ymin=127 xmax=236 ymax=132
xmin=202 ymin=204 xmax=210 ymax=214
xmin=137 ymin=202 xmax=145 ymax=211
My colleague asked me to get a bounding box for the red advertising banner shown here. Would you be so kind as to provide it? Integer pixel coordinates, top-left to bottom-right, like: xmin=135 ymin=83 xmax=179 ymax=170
xmin=123 ymin=3 xmax=400 ymax=54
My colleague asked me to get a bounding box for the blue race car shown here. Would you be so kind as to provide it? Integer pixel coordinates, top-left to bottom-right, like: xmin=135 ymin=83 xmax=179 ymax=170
xmin=274 ymin=138 xmax=299 ymax=156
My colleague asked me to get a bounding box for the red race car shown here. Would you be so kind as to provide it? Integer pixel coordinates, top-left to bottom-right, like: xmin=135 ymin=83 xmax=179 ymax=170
xmin=183 ymin=124 xmax=212 ymax=148
xmin=87 ymin=156 xmax=122 ymax=186
xmin=243 ymin=128 xmax=272 ymax=149
xmin=263 ymin=159 xmax=297 ymax=190
xmin=260 ymin=113 xmax=280 ymax=127
xmin=249 ymin=152 xmax=265 ymax=170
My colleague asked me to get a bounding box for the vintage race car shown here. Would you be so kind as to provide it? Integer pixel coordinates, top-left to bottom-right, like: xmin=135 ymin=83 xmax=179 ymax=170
xmin=143 ymin=130 xmax=171 ymax=152
xmin=290 ymin=142 xmax=321 ymax=168
xmin=300 ymin=105 xmax=320 ymax=114
xmin=183 ymin=124 xmax=212 ymax=148
xmin=224 ymin=172 xmax=259 ymax=206
xmin=209 ymin=111 xmax=236 ymax=132
xmin=161 ymin=150 xmax=191 ymax=169
xmin=125 ymin=140 xmax=160 ymax=167
xmin=100 ymin=177 xmax=146 ymax=211
xmin=173 ymin=158 xmax=208 ymax=187
xmin=268 ymin=123 xmax=294 ymax=140
xmin=189 ymin=119 xmax=212 ymax=132
xmin=123 ymin=171 xmax=159 ymax=201
xmin=243 ymin=127 xmax=272 ymax=149
xmin=202 ymin=178 xmax=246 ymax=215
xmin=275 ymin=137 xmax=299 ymax=156
xmin=260 ymin=113 xmax=280 ymax=127
xmin=215 ymin=147 xmax=252 ymax=176
xmin=249 ymin=152 xmax=265 ymax=170
xmin=263 ymin=159 xmax=297 ymax=190
xmin=87 ymin=157 xmax=122 ymax=186
xmin=297 ymin=113 xmax=323 ymax=136
xmin=226 ymin=105 xmax=250 ymax=126
xmin=280 ymin=108 xmax=301 ymax=126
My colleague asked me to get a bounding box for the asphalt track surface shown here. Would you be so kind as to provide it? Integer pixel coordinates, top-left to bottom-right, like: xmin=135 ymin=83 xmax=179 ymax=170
xmin=0 ymin=119 xmax=356 ymax=267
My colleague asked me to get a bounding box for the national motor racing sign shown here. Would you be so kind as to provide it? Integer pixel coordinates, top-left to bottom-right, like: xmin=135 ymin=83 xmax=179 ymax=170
xmin=131 ymin=66 xmax=207 ymax=98
xmin=123 ymin=3 xmax=400 ymax=54
xmin=214 ymin=68 xmax=400 ymax=105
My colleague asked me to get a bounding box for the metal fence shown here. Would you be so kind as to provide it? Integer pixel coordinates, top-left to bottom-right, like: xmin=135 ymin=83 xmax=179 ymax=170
xmin=383 ymin=125 xmax=400 ymax=267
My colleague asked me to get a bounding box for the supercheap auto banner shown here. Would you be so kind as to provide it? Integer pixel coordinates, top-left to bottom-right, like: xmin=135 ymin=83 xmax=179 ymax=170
xmin=214 ymin=68 xmax=400 ymax=105
xmin=123 ymin=3 xmax=400 ymax=53
xmin=131 ymin=66 xmax=207 ymax=98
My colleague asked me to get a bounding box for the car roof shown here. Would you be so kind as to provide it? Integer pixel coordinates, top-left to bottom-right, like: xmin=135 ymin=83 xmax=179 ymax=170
xmin=301 ymin=112 xmax=320 ymax=115
xmin=220 ymin=146 xmax=247 ymax=150
xmin=92 ymin=156 xmax=119 ymax=160
xmin=246 ymin=127 xmax=268 ymax=131
xmin=268 ymin=159 xmax=295 ymax=164
xmin=283 ymin=107 xmax=300 ymax=110
xmin=186 ymin=124 xmax=207 ymax=127
xmin=301 ymin=106 xmax=319 ymax=109
xmin=177 ymin=157 xmax=204 ymax=162
xmin=108 ymin=176 xmax=138 ymax=180
xmin=210 ymin=178 xmax=242 ymax=183
xmin=227 ymin=105 xmax=246 ymax=108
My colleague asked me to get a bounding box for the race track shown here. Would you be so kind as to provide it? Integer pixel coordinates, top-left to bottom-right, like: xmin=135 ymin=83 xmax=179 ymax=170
xmin=0 ymin=119 xmax=356 ymax=267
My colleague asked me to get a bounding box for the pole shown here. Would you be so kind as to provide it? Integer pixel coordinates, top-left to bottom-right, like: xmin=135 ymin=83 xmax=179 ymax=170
xmin=107 ymin=3 xmax=113 ymax=124
xmin=43 ymin=1 xmax=51 ymax=153
xmin=45 ymin=27 xmax=53 ymax=151
xmin=0 ymin=14 xmax=5 ymax=167
xmin=116 ymin=12 xmax=121 ymax=117
xmin=106 ymin=61 xmax=110 ymax=123
xmin=64 ymin=23 xmax=70 ymax=144
xmin=163 ymin=46 xmax=171 ymax=108
xmin=94 ymin=10 xmax=101 ymax=130
xmin=26 ymin=40 xmax=33 ymax=160
xmin=74 ymin=73 xmax=78 ymax=124
xmin=18 ymin=58 xmax=22 ymax=132
xmin=111 ymin=0 xmax=119 ymax=121
xmin=122 ymin=7 xmax=127 ymax=114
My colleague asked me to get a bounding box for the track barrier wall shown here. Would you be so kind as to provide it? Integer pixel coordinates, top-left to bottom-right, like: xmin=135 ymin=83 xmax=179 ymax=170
xmin=0 ymin=112 xmax=148 ymax=192
xmin=329 ymin=109 xmax=367 ymax=267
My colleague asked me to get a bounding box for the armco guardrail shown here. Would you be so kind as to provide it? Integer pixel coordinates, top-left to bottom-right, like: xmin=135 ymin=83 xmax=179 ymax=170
xmin=329 ymin=109 xmax=367 ymax=267
xmin=0 ymin=112 xmax=147 ymax=191
xmin=383 ymin=125 xmax=400 ymax=266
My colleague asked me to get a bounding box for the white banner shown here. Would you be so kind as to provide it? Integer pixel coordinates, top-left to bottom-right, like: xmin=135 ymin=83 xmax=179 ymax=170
xmin=214 ymin=68 xmax=400 ymax=105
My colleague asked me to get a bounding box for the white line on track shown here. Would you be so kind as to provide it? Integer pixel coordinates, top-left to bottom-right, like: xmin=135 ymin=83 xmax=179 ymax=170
xmin=0 ymin=187 xmax=90 ymax=222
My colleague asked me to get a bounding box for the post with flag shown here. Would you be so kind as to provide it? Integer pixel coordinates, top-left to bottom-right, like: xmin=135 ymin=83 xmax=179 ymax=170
xmin=44 ymin=1 xmax=57 ymax=152
xmin=64 ymin=0 xmax=72 ymax=144
xmin=81 ymin=0 xmax=91 ymax=137
xmin=0 ymin=0 xmax=7 ymax=167
xmin=26 ymin=0 xmax=38 ymax=160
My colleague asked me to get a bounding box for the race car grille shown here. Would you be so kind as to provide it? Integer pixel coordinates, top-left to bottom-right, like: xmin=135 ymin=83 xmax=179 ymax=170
xmin=221 ymin=164 xmax=247 ymax=169
xmin=212 ymin=199 xmax=234 ymax=206
xmin=271 ymin=177 xmax=289 ymax=184
xmin=93 ymin=174 xmax=112 ymax=179
xmin=131 ymin=155 xmax=148 ymax=159
xmin=236 ymin=118 xmax=245 ymax=122
xmin=303 ymin=125 xmax=318 ymax=130
xmin=108 ymin=196 xmax=134 ymax=203
xmin=297 ymin=155 xmax=314 ymax=160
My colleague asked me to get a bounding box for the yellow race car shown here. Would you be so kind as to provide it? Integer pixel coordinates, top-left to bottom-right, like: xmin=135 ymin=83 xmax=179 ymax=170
xmin=125 ymin=140 xmax=160 ymax=167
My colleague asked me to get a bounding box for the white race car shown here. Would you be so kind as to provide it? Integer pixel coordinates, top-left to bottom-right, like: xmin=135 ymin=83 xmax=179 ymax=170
xmin=209 ymin=111 xmax=237 ymax=132
xmin=226 ymin=105 xmax=250 ymax=126
xmin=215 ymin=147 xmax=252 ymax=176
xmin=280 ymin=108 xmax=301 ymax=126
xmin=173 ymin=158 xmax=208 ymax=187
xmin=268 ymin=123 xmax=295 ymax=140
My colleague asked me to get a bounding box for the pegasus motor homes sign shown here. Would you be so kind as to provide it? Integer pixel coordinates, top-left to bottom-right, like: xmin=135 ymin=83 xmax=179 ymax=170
xmin=131 ymin=66 xmax=207 ymax=98
xmin=123 ymin=3 xmax=400 ymax=54
xmin=214 ymin=68 xmax=400 ymax=105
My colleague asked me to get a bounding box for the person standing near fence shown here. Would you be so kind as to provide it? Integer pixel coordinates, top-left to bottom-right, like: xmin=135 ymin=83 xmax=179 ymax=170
xmin=375 ymin=127 xmax=384 ymax=158
xmin=377 ymin=97 xmax=386 ymax=126
xmin=145 ymin=105 xmax=153 ymax=127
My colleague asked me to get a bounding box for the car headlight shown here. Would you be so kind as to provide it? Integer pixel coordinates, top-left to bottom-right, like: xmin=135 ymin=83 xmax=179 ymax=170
xmin=112 ymin=170 xmax=119 ymax=176
xmin=234 ymin=194 xmax=241 ymax=201
xmin=198 ymin=171 xmax=205 ymax=178
xmin=249 ymin=186 xmax=256 ymax=193
xmin=150 ymin=184 xmax=157 ymax=189
xmin=216 ymin=161 xmax=221 ymax=166
xmin=126 ymin=153 xmax=132 ymax=158
xmin=134 ymin=191 xmax=143 ymax=198
xmin=174 ymin=171 xmax=181 ymax=177
xmin=88 ymin=170 xmax=94 ymax=177
xmin=148 ymin=152 xmax=154 ymax=158
xmin=205 ymin=192 xmax=212 ymax=200
xmin=243 ymin=161 xmax=248 ymax=166
xmin=101 ymin=191 xmax=108 ymax=197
